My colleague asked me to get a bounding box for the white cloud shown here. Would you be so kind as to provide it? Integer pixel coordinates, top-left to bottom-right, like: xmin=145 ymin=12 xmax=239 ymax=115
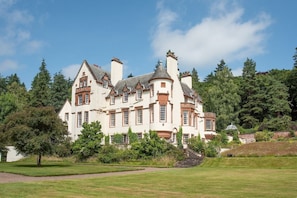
xmin=62 ymin=64 xmax=81 ymax=80
xmin=152 ymin=1 xmax=272 ymax=71
xmin=232 ymin=67 xmax=242 ymax=77
xmin=0 ymin=0 xmax=44 ymax=57
xmin=0 ymin=59 xmax=19 ymax=72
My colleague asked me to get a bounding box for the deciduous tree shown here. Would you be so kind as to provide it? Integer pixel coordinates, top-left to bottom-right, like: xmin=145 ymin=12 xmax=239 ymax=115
xmin=3 ymin=106 xmax=68 ymax=166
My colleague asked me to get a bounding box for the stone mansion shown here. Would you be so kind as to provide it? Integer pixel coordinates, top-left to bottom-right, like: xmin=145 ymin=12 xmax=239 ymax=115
xmin=59 ymin=51 xmax=216 ymax=144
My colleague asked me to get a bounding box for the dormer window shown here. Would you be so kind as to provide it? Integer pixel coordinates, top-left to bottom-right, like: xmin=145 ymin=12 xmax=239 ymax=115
xmin=110 ymin=95 xmax=115 ymax=105
xmin=123 ymin=92 xmax=128 ymax=103
xmin=103 ymin=80 xmax=108 ymax=88
xmin=136 ymin=89 xmax=142 ymax=100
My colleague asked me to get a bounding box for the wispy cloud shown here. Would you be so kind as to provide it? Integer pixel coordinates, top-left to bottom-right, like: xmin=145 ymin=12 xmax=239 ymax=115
xmin=152 ymin=1 xmax=272 ymax=72
xmin=62 ymin=64 xmax=81 ymax=80
xmin=0 ymin=59 xmax=18 ymax=72
xmin=0 ymin=0 xmax=44 ymax=64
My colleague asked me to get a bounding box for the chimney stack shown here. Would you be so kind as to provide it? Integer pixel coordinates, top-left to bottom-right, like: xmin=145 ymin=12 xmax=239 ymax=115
xmin=111 ymin=57 xmax=123 ymax=85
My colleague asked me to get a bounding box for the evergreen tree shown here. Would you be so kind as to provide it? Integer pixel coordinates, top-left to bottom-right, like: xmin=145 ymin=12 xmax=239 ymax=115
xmin=287 ymin=47 xmax=297 ymax=120
xmin=30 ymin=59 xmax=51 ymax=107
xmin=50 ymin=72 xmax=72 ymax=112
xmin=0 ymin=74 xmax=7 ymax=94
xmin=239 ymin=58 xmax=258 ymax=128
xmin=206 ymin=62 xmax=240 ymax=131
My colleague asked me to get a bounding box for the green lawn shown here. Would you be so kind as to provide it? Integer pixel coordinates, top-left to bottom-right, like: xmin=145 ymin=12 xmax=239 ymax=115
xmin=0 ymin=158 xmax=142 ymax=176
xmin=1 ymin=157 xmax=297 ymax=197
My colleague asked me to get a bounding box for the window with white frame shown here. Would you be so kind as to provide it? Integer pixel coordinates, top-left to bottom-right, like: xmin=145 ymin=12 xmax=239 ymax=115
xmin=206 ymin=119 xmax=212 ymax=131
xmin=183 ymin=111 xmax=189 ymax=125
xmin=150 ymin=84 xmax=154 ymax=97
xmin=183 ymin=134 xmax=189 ymax=143
xmin=78 ymin=95 xmax=83 ymax=105
xmin=123 ymin=109 xmax=129 ymax=126
xmin=110 ymin=112 xmax=116 ymax=127
xmin=123 ymin=92 xmax=128 ymax=103
xmin=77 ymin=112 xmax=82 ymax=127
xmin=136 ymin=89 xmax=142 ymax=100
xmin=150 ymin=104 xmax=154 ymax=123
xmin=83 ymin=80 xmax=87 ymax=87
xmin=84 ymin=111 xmax=89 ymax=124
xmin=103 ymin=80 xmax=108 ymax=88
xmin=160 ymin=105 xmax=166 ymax=122
xmin=85 ymin=94 xmax=89 ymax=104
xmin=136 ymin=108 xmax=143 ymax=124
xmin=110 ymin=96 xmax=115 ymax=105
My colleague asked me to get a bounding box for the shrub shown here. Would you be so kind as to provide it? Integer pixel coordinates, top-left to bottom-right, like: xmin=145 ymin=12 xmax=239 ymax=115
xmin=97 ymin=145 xmax=121 ymax=163
xmin=255 ymin=131 xmax=274 ymax=142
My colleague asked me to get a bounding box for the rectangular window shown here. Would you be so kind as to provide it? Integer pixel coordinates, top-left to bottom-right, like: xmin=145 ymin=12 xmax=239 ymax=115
xmin=110 ymin=112 xmax=116 ymax=127
xmin=84 ymin=111 xmax=89 ymax=124
xmin=161 ymin=82 xmax=166 ymax=88
xmin=83 ymin=80 xmax=87 ymax=87
xmin=150 ymin=104 xmax=154 ymax=123
xmin=85 ymin=94 xmax=89 ymax=104
xmin=123 ymin=109 xmax=129 ymax=126
xmin=183 ymin=134 xmax=189 ymax=143
xmin=206 ymin=119 xmax=212 ymax=130
xmin=78 ymin=95 xmax=83 ymax=105
xmin=123 ymin=134 xmax=128 ymax=144
xmin=77 ymin=112 xmax=82 ymax=127
xmin=103 ymin=80 xmax=108 ymax=88
xmin=150 ymin=84 xmax=154 ymax=97
xmin=137 ymin=133 xmax=142 ymax=140
xmin=136 ymin=90 xmax=142 ymax=100
xmin=183 ymin=111 xmax=189 ymax=125
xmin=160 ymin=105 xmax=166 ymax=122
xmin=65 ymin=113 xmax=69 ymax=122
xmin=110 ymin=96 xmax=115 ymax=105
xmin=136 ymin=108 xmax=143 ymax=124
xmin=123 ymin=92 xmax=128 ymax=103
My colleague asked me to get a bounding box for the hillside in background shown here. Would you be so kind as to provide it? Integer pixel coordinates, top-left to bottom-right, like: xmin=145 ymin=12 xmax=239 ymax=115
xmin=221 ymin=141 xmax=297 ymax=157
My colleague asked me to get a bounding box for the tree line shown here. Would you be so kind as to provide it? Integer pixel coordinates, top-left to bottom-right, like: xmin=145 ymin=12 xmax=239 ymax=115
xmin=191 ymin=48 xmax=297 ymax=132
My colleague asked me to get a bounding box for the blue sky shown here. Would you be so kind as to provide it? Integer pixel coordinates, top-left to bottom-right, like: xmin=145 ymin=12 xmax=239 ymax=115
xmin=0 ymin=0 xmax=296 ymax=88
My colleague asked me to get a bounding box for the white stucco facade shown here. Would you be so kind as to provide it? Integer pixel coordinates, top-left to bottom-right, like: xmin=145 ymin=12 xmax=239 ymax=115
xmin=59 ymin=51 xmax=216 ymax=144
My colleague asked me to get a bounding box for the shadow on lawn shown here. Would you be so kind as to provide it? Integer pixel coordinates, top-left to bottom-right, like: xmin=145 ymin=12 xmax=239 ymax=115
xmin=13 ymin=164 xmax=72 ymax=168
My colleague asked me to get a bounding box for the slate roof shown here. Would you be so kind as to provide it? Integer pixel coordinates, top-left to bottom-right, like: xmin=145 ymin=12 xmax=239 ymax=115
xmin=114 ymin=73 xmax=154 ymax=95
xmin=149 ymin=61 xmax=172 ymax=81
xmin=86 ymin=59 xmax=200 ymax=101
xmin=181 ymin=83 xmax=202 ymax=102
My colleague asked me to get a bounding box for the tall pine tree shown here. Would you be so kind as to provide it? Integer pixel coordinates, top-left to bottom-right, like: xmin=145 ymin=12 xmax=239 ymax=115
xmin=30 ymin=59 xmax=51 ymax=107
xmin=205 ymin=61 xmax=240 ymax=131
xmin=50 ymin=72 xmax=72 ymax=112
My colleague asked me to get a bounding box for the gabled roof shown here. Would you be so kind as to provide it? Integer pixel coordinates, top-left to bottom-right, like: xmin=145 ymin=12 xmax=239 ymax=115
xmin=181 ymin=83 xmax=203 ymax=102
xmin=114 ymin=73 xmax=154 ymax=95
xmin=88 ymin=64 xmax=111 ymax=85
xmin=73 ymin=60 xmax=111 ymax=86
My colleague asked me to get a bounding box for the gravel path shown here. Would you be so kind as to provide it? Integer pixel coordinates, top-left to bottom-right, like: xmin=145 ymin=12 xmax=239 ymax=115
xmin=0 ymin=168 xmax=174 ymax=183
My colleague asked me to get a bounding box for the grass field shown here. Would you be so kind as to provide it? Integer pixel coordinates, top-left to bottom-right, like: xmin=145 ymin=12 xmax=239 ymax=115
xmin=0 ymin=157 xmax=142 ymax=176
xmin=1 ymin=156 xmax=297 ymax=198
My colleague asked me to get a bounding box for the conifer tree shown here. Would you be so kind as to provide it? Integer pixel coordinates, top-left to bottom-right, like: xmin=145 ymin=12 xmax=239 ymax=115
xmin=30 ymin=59 xmax=51 ymax=107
